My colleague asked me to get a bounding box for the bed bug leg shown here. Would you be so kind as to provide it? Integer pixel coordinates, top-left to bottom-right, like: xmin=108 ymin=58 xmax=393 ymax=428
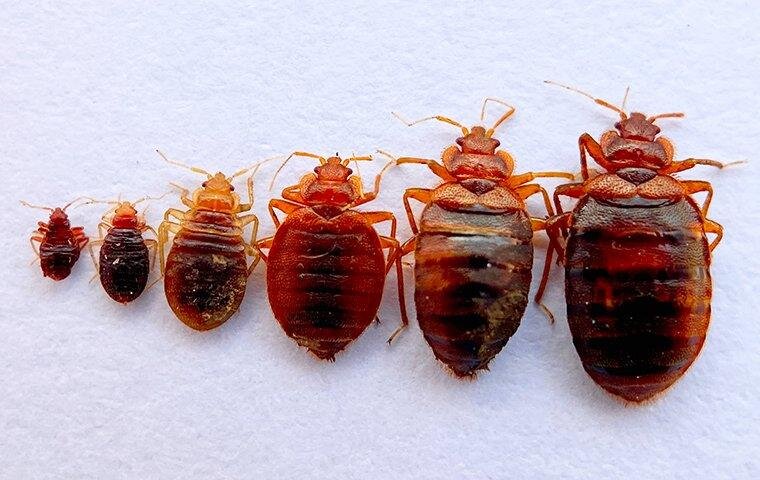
xmin=704 ymin=219 xmax=724 ymax=251
xmin=660 ymin=157 xmax=745 ymax=174
xmin=534 ymin=212 xmax=573 ymax=321
xmin=401 ymin=188 xmax=432 ymax=235
xmin=268 ymin=199 xmax=302 ymax=228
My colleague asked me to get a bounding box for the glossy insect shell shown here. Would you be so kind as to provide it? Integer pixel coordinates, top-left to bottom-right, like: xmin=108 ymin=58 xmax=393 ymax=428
xmin=565 ymin=194 xmax=711 ymax=402
xmin=164 ymin=208 xmax=248 ymax=331
xmin=267 ymin=205 xmax=386 ymax=360
xmin=40 ymin=208 xmax=82 ymax=281
xmin=99 ymin=227 xmax=149 ymax=304
xmin=414 ymin=188 xmax=533 ymax=376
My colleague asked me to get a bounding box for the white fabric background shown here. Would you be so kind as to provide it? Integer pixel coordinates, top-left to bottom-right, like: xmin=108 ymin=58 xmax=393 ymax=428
xmin=1 ymin=2 xmax=758 ymax=479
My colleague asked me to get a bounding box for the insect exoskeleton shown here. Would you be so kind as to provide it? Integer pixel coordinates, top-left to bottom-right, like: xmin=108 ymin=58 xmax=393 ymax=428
xmin=22 ymin=197 xmax=90 ymax=281
xmin=156 ymin=150 xmax=276 ymax=331
xmin=257 ymin=151 xmax=408 ymax=361
xmin=539 ymin=81 xmax=741 ymax=402
xmin=389 ymin=99 xmax=574 ymax=377
xmin=81 ymin=195 xmax=166 ymax=304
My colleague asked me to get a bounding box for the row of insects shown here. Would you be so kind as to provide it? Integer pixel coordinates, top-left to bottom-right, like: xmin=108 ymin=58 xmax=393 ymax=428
xmin=25 ymin=82 xmax=737 ymax=403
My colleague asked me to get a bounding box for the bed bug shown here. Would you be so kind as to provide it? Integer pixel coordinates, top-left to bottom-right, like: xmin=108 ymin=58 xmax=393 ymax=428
xmin=538 ymin=81 xmax=741 ymax=402
xmin=22 ymin=198 xmax=90 ymax=281
xmin=82 ymin=195 xmax=165 ymax=304
xmin=390 ymin=99 xmax=574 ymax=376
xmin=157 ymin=150 xmax=273 ymax=331
xmin=257 ymin=152 xmax=408 ymax=360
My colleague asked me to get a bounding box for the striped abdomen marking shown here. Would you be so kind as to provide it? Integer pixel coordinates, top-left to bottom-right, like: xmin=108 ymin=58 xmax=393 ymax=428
xmin=565 ymin=196 xmax=711 ymax=402
xmin=415 ymin=203 xmax=533 ymax=376
xmin=165 ymin=210 xmax=248 ymax=331
xmin=100 ymin=228 xmax=150 ymax=304
xmin=40 ymin=226 xmax=80 ymax=281
xmin=267 ymin=208 xmax=385 ymax=360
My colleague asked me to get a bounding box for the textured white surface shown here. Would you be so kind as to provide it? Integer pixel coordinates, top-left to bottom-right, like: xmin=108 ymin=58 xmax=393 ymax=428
xmin=1 ymin=2 xmax=758 ymax=479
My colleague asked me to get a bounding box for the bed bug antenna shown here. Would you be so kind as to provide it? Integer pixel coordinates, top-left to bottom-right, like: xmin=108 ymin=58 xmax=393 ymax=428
xmin=647 ymin=112 xmax=686 ymax=122
xmin=392 ymin=111 xmax=470 ymax=136
xmin=228 ymin=154 xmax=282 ymax=181
xmin=269 ymin=151 xmax=327 ymax=191
xmin=480 ymin=98 xmax=516 ymax=137
xmin=544 ymin=80 xmax=627 ymax=120
xmin=20 ymin=200 xmax=54 ymax=212
xmin=156 ymin=149 xmax=213 ymax=178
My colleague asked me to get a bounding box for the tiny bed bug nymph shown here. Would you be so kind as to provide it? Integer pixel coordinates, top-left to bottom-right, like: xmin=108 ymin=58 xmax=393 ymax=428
xmin=82 ymin=195 xmax=166 ymax=304
xmin=156 ymin=150 xmax=275 ymax=331
xmin=538 ymin=81 xmax=742 ymax=402
xmin=389 ymin=99 xmax=574 ymax=377
xmin=22 ymin=197 xmax=90 ymax=281
xmin=257 ymin=152 xmax=408 ymax=361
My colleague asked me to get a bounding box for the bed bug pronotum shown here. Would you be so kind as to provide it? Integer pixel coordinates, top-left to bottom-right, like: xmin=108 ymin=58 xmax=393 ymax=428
xmin=257 ymin=152 xmax=408 ymax=360
xmin=389 ymin=99 xmax=574 ymax=376
xmin=22 ymin=198 xmax=90 ymax=281
xmin=538 ymin=81 xmax=741 ymax=402
xmin=156 ymin=150 xmax=274 ymax=331
xmin=82 ymin=195 xmax=166 ymax=304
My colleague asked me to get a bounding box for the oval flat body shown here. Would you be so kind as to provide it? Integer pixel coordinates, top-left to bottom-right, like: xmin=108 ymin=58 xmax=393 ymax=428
xmin=99 ymin=228 xmax=150 ymax=304
xmin=40 ymin=237 xmax=80 ymax=281
xmin=267 ymin=206 xmax=385 ymax=360
xmin=565 ymin=195 xmax=711 ymax=401
xmin=415 ymin=202 xmax=533 ymax=376
xmin=164 ymin=210 xmax=248 ymax=331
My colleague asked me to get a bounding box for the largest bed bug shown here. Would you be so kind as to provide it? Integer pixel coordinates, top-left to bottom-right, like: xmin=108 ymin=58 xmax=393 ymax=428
xmin=538 ymin=81 xmax=740 ymax=402
xmin=22 ymin=198 xmax=90 ymax=281
xmin=157 ymin=150 xmax=273 ymax=331
xmin=82 ymin=196 xmax=164 ymax=304
xmin=257 ymin=152 xmax=408 ymax=361
xmin=390 ymin=99 xmax=574 ymax=377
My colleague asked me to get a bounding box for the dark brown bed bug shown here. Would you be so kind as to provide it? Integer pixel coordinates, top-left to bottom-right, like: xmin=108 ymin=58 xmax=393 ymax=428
xmin=157 ymin=150 xmax=274 ymax=331
xmin=22 ymin=198 xmax=89 ymax=281
xmin=390 ymin=99 xmax=574 ymax=377
xmin=257 ymin=152 xmax=407 ymax=361
xmin=538 ymin=81 xmax=741 ymax=402
xmin=83 ymin=196 xmax=163 ymax=304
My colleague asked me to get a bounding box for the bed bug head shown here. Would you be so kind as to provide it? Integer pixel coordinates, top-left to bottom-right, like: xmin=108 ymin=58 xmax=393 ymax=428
xmin=157 ymin=150 xmax=243 ymax=211
xmin=270 ymin=151 xmax=369 ymax=207
xmin=21 ymin=197 xmax=87 ymax=227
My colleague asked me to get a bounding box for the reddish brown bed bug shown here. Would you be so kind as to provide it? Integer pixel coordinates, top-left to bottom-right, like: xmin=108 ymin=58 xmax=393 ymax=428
xmin=22 ymin=198 xmax=90 ymax=281
xmin=389 ymin=99 xmax=574 ymax=377
xmin=538 ymin=81 xmax=742 ymax=402
xmin=257 ymin=151 xmax=408 ymax=361
xmin=82 ymin=195 xmax=165 ymax=304
xmin=157 ymin=150 xmax=275 ymax=331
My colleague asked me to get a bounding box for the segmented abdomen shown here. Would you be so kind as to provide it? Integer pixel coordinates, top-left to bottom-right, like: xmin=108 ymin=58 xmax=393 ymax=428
xmin=267 ymin=208 xmax=385 ymax=360
xmin=415 ymin=203 xmax=533 ymax=376
xmin=40 ymin=230 xmax=80 ymax=281
xmin=565 ymin=196 xmax=711 ymax=402
xmin=165 ymin=210 xmax=248 ymax=331
xmin=100 ymin=228 xmax=150 ymax=304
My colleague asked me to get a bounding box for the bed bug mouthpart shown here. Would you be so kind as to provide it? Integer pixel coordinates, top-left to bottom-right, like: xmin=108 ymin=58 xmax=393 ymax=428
xmin=538 ymin=81 xmax=743 ymax=402
xmin=390 ymin=98 xmax=574 ymax=377
xmin=156 ymin=150 xmax=278 ymax=331
xmin=257 ymin=151 xmax=408 ymax=361
xmin=22 ymin=197 xmax=90 ymax=281
xmin=81 ymin=193 xmax=168 ymax=304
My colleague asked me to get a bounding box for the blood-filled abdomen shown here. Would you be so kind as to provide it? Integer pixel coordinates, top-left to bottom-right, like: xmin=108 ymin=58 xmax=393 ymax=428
xmin=565 ymin=195 xmax=711 ymax=402
xmin=267 ymin=207 xmax=385 ymax=360
xmin=414 ymin=202 xmax=534 ymax=376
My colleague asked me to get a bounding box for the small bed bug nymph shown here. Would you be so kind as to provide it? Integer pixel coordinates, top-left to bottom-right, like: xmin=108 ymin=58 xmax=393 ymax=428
xmin=82 ymin=195 xmax=166 ymax=304
xmin=22 ymin=197 xmax=90 ymax=281
xmin=538 ymin=81 xmax=742 ymax=402
xmin=257 ymin=152 xmax=408 ymax=360
xmin=157 ymin=150 xmax=276 ymax=331
xmin=389 ymin=99 xmax=574 ymax=377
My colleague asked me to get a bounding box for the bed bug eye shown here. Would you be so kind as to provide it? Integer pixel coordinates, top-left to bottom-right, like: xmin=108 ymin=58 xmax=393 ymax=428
xmin=229 ymin=185 xmax=234 ymax=191
xmin=202 ymin=181 xmax=207 ymax=188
